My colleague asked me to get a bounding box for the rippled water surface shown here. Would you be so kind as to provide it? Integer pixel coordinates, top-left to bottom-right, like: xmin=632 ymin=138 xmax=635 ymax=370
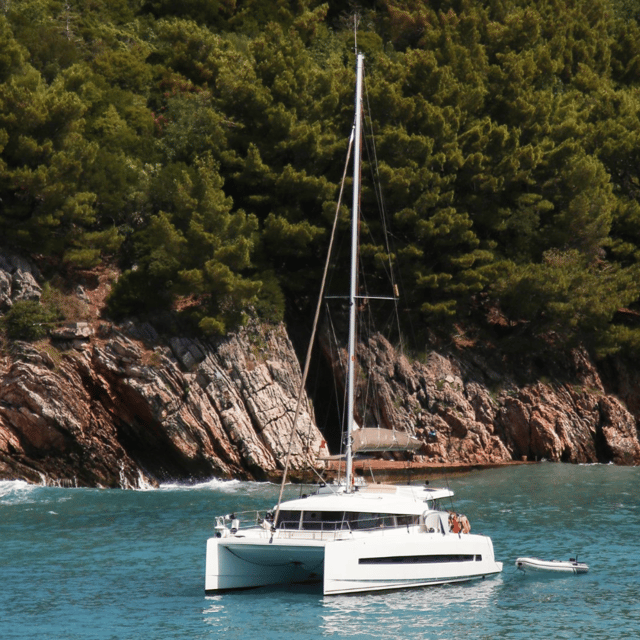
xmin=1 ymin=463 xmax=638 ymax=639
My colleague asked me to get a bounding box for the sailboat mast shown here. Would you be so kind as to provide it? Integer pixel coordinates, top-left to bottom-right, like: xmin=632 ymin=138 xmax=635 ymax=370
xmin=346 ymin=53 xmax=364 ymax=491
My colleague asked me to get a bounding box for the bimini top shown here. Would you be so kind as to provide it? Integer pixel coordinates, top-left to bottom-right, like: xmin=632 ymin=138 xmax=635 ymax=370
xmin=277 ymin=484 xmax=454 ymax=517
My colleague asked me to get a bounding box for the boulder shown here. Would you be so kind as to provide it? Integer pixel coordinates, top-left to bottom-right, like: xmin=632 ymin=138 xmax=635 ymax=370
xmin=0 ymin=250 xmax=42 ymax=312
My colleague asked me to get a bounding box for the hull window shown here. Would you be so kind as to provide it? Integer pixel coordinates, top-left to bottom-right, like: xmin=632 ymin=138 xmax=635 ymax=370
xmin=359 ymin=554 xmax=476 ymax=565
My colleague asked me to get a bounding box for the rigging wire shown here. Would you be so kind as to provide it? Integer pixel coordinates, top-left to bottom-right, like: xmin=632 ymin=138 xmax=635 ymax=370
xmin=273 ymin=125 xmax=356 ymax=526
xmin=326 ymin=307 xmax=348 ymax=472
xmin=345 ymin=66 xmax=409 ymax=437
xmin=362 ymin=69 xmax=425 ymax=355
xmin=362 ymin=70 xmax=404 ymax=353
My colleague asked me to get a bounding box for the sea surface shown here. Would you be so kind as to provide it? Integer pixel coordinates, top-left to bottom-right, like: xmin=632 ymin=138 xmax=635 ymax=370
xmin=1 ymin=463 xmax=638 ymax=639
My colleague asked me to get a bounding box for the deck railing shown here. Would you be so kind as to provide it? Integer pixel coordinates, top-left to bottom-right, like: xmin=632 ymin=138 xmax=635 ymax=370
xmin=215 ymin=511 xmax=421 ymax=539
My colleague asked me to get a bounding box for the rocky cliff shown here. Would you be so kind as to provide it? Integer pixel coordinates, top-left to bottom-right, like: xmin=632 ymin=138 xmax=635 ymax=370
xmin=0 ymin=320 xmax=328 ymax=488
xmin=339 ymin=333 xmax=640 ymax=468
xmin=0 ymin=252 xmax=639 ymax=488
xmin=0 ymin=251 xmax=328 ymax=487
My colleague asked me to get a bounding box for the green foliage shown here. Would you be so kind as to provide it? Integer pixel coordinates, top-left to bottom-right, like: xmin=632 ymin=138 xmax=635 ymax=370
xmin=2 ymin=300 xmax=60 ymax=341
xmin=144 ymin=0 xmax=237 ymax=28
xmin=0 ymin=16 xmax=28 ymax=82
xmin=1 ymin=0 xmax=640 ymax=355
xmin=252 ymin=270 xmax=286 ymax=323
xmin=107 ymin=155 xmax=261 ymax=335
xmin=1 ymin=280 xmax=93 ymax=342
xmin=493 ymin=250 xmax=640 ymax=350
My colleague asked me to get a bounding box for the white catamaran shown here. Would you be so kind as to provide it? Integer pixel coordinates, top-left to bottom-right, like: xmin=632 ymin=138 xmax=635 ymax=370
xmin=204 ymin=53 xmax=503 ymax=596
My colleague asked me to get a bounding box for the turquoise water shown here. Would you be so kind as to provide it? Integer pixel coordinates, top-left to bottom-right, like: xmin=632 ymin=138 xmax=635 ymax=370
xmin=1 ymin=464 xmax=638 ymax=639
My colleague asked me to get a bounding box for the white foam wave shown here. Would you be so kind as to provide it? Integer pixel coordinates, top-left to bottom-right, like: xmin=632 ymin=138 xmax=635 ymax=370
xmin=159 ymin=478 xmax=244 ymax=492
xmin=156 ymin=478 xmax=286 ymax=496
xmin=0 ymin=479 xmax=41 ymax=504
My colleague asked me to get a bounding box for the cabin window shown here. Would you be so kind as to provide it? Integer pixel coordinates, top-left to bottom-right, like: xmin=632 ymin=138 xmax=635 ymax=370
xmin=302 ymin=511 xmax=321 ymax=530
xmin=276 ymin=510 xmax=419 ymax=531
xmin=344 ymin=512 xmax=396 ymax=530
xmin=301 ymin=511 xmax=345 ymax=531
xmin=396 ymin=515 xmax=419 ymax=527
xmin=276 ymin=510 xmax=302 ymax=529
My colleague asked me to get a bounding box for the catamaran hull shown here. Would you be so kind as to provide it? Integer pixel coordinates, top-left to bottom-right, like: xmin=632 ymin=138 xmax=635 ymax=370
xmin=205 ymin=537 xmax=326 ymax=592
xmin=323 ymin=534 xmax=502 ymax=595
xmin=205 ymin=533 xmax=502 ymax=595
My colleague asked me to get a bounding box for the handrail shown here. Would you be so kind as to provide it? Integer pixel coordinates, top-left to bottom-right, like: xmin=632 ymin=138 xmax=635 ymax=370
xmin=216 ymin=511 xmax=421 ymax=534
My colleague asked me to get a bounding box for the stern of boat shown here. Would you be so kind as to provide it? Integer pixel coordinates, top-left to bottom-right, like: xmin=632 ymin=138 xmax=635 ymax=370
xmin=205 ymin=535 xmax=326 ymax=593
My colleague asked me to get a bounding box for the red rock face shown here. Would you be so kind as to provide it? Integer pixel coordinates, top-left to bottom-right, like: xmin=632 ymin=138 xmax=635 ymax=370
xmin=0 ymin=321 xmax=327 ymax=488
xmin=323 ymin=333 xmax=640 ymax=468
xmin=1 ymin=287 xmax=639 ymax=487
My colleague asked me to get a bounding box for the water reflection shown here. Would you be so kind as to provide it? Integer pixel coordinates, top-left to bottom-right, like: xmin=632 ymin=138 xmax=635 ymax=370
xmin=201 ymin=579 xmax=504 ymax=639
xmin=320 ymin=579 xmax=503 ymax=637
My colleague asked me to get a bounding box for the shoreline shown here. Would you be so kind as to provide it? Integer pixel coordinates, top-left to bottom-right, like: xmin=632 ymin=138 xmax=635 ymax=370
xmin=325 ymin=459 xmax=538 ymax=483
xmin=279 ymin=458 xmax=538 ymax=485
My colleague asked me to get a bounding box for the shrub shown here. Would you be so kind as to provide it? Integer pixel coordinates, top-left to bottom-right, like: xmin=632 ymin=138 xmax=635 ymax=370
xmin=2 ymin=300 xmax=60 ymax=341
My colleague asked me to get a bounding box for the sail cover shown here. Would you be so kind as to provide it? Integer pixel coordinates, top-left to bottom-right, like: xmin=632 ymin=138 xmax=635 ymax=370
xmin=352 ymin=428 xmax=422 ymax=453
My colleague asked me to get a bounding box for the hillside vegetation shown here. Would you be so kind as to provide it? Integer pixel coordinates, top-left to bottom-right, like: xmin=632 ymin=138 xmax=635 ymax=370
xmin=3 ymin=0 xmax=640 ymax=357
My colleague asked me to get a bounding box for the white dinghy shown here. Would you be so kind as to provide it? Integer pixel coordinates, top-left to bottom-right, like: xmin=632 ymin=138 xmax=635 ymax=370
xmin=516 ymin=557 xmax=589 ymax=574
